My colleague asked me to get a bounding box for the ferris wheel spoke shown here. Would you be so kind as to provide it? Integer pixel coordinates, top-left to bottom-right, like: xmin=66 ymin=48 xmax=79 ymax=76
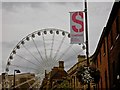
xmin=11 ymin=64 xmax=40 ymax=72
xmin=56 ymin=44 xmax=73 ymax=62
xmin=29 ymin=78 xmax=40 ymax=89
xmin=53 ymin=35 xmax=66 ymax=61
xmin=42 ymin=32 xmax=48 ymax=61
xmin=65 ymin=49 xmax=84 ymax=63
xmin=15 ymin=54 xmax=42 ymax=68
xmin=22 ymin=45 xmax=42 ymax=65
xmin=31 ymin=38 xmax=44 ymax=62
xmin=50 ymin=32 xmax=55 ymax=59
xmin=66 ymin=47 xmax=83 ymax=67
xmin=14 ymin=76 xmax=37 ymax=88
xmin=20 ymin=45 xmax=44 ymax=70
xmin=41 ymin=32 xmax=51 ymax=67
xmin=71 ymin=46 xmax=80 ymax=55
xmin=31 ymin=38 xmax=48 ymax=68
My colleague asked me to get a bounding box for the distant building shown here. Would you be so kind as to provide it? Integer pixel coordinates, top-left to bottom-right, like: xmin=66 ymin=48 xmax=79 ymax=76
xmin=1 ymin=72 xmax=39 ymax=89
xmin=1 ymin=73 xmax=6 ymax=89
xmin=0 ymin=74 xmax=2 ymax=90
xmin=92 ymin=1 xmax=120 ymax=89
xmin=40 ymin=61 xmax=68 ymax=90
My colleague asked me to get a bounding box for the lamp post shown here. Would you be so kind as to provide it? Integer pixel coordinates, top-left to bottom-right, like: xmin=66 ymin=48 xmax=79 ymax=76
xmin=84 ymin=0 xmax=90 ymax=90
xmin=13 ymin=70 xmax=20 ymax=89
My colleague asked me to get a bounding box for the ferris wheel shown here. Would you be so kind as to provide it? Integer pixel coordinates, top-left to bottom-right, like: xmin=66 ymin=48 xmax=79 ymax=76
xmin=5 ymin=28 xmax=85 ymax=89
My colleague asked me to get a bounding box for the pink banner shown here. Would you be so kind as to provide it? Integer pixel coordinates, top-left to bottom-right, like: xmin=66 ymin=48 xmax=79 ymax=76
xmin=70 ymin=12 xmax=84 ymax=44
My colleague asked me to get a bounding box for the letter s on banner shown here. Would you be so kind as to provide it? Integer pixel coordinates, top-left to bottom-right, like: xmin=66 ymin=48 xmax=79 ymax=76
xmin=70 ymin=11 xmax=84 ymax=44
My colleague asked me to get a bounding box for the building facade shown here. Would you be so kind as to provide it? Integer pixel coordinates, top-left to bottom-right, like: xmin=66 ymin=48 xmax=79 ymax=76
xmin=67 ymin=55 xmax=96 ymax=90
xmin=92 ymin=1 xmax=120 ymax=89
xmin=40 ymin=61 xmax=68 ymax=90
xmin=67 ymin=55 xmax=87 ymax=89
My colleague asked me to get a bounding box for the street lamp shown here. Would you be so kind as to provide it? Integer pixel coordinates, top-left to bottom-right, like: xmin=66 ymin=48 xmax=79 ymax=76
xmin=13 ymin=70 xmax=21 ymax=89
xmin=117 ymin=75 xmax=120 ymax=80
xmin=116 ymin=75 xmax=120 ymax=89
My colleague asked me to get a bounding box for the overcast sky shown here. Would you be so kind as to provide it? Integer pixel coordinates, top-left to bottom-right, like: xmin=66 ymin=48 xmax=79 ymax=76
xmin=1 ymin=0 xmax=114 ymax=73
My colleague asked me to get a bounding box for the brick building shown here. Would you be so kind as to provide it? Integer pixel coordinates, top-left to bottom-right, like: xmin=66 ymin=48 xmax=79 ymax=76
xmin=92 ymin=1 xmax=120 ymax=89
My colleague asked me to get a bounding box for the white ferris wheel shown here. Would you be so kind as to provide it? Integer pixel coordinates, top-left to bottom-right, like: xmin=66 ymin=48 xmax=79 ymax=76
xmin=5 ymin=28 xmax=85 ymax=89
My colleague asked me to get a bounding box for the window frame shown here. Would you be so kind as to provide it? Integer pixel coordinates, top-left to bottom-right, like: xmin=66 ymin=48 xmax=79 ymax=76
xmin=116 ymin=16 xmax=120 ymax=34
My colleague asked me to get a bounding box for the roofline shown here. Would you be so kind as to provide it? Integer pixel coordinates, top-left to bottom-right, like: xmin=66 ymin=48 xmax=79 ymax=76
xmin=92 ymin=1 xmax=120 ymax=61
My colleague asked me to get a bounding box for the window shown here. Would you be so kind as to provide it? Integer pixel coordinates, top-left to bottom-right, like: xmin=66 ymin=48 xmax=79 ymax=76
xmin=70 ymin=79 xmax=72 ymax=87
xmin=76 ymin=78 xmax=78 ymax=87
xmin=73 ymin=76 xmax=75 ymax=89
xmin=116 ymin=16 xmax=120 ymax=34
xmin=112 ymin=61 xmax=115 ymax=84
xmin=109 ymin=30 xmax=114 ymax=51
xmin=97 ymin=83 xmax=99 ymax=90
xmin=110 ymin=30 xmax=113 ymax=47
xmin=101 ymin=77 xmax=103 ymax=89
xmin=103 ymin=39 xmax=106 ymax=56
xmin=118 ymin=53 xmax=120 ymax=74
xmin=105 ymin=70 xmax=108 ymax=90
xmin=100 ymin=50 xmax=102 ymax=64
xmin=96 ymin=58 xmax=98 ymax=67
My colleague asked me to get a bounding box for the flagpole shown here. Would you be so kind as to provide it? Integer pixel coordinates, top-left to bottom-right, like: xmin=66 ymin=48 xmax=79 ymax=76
xmin=84 ymin=0 xmax=90 ymax=90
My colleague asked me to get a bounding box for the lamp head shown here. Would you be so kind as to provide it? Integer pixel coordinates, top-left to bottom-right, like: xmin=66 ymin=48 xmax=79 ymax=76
xmin=15 ymin=70 xmax=21 ymax=73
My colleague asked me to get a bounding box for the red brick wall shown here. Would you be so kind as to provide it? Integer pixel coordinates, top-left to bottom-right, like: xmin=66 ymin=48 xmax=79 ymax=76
xmin=93 ymin=2 xmax=120 ymax=90
xmin=108 ymin=8 xmax=120 ymax=88
xmin=96 ymin=37 xmax=109 ymax=89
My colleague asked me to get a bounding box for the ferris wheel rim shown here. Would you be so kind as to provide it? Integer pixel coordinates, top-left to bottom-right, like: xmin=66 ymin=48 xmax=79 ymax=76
xmin=5 ymin=28 xmax=71 ymax=73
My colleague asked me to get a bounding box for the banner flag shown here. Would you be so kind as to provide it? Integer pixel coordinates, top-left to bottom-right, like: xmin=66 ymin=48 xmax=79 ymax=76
xmin=70 ymin=11 xmax=84 ymax=44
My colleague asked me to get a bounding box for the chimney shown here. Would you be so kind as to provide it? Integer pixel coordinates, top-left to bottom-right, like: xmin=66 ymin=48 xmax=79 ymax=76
xmin=59 ymin=61 xmax=64 ymax=70
xmin=2 ymin=73 xmax=6 ymax=80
